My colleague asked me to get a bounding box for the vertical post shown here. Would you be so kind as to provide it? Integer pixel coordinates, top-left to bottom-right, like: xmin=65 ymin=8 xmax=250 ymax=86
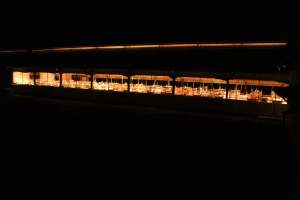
xmin=127 ymin=75 xmax=131 ymax=93
xmin=33 ymin=71 xmax=36 ymax=86
xmin=226 ymin=79 xmax=229 ymax=100
xmin=107 ymin=77 xmax=109 ymax=91
xmin=172 ymin=76 xmax=176 ymax=96
xmin=90 ymin=70 xmax=94 ymax=90
xmin=59 ymin=72 xmax=63 ymax=88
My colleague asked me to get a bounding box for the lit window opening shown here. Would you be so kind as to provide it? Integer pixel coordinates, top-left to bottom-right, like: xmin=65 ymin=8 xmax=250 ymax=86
xmin=12 ymin=70 xmax=289 ymax=104
xmin=93 ymin=74 xmax=128 ymax=92
xmin=175 ymin=77 xmax=227 ymax=98
xmin=130 ymin=75 xmax=173 ymax=94
xmin=228 ymin=79 xmax=288 ymax=103
xmin=12 ymin=71 xmax=34 ymax=85
xmin=35 ymin=72 xmax=60 ymax=87
xmin=62 ymin=73 xmax=91 ymax=89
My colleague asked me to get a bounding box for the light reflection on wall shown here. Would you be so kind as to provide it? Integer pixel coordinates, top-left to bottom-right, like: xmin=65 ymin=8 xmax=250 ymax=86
xmin=130 ymin=75 xmax=173 ymax=94
xmin=93 ymin=74 xmax=128 ymax=92
xmin=12 ymin=71 xmax=288 ymax=104
xmin=175 ymin=77 xmax=227 ymax=98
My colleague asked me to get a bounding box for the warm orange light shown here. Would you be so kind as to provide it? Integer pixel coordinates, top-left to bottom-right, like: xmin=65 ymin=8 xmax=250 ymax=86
xmin=97 ymin=46 xmax=126 ymax=49
xmin=34 ymin=46 xmax=98 ymax=52
xmin=94 ymin=74 xmax=126 ymax=79
xmin=176 ymin=77 xmax=226 ymax=84
xmin=131 ymin=75 xmax=172 ymax=81
xmin=126 ymin=45 xmax=161 ymax=49
xmin=130 ymin=75 xmax=173 ymax=94
xmin=12 ymin=71 xmax=288 ymax=104
xmin=160 ymin=44 xmax=199 ymax=48
xmin=1 ymin=42 xmax=286 ymax=54
xmin=229 ymin=79 xmax=289 ymax=87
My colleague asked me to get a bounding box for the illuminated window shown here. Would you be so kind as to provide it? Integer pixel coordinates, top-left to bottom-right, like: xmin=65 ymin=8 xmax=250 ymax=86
xmin=228 ymin=79 xmax=288 ymax=104
xmin=35 ymin=72 xmax=60 ymax=87
xmin=12 ymin=71 xmax=34 ymax=85
xmin=11 ymin=70 xmax=289 ymax=105
xmin=62 ymin=73 xmax=91 ymax=89
xmin=93 ymin=74 xmax=128 ymax=92
xmin=175 ymin=77 xmax=226 ymax=98
xmin=130 ymin=75 xmax=173 ymax=94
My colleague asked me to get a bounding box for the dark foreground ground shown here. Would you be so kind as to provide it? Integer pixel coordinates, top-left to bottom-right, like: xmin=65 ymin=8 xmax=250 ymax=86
xmin=1 ymin=93 xmax=299 ymax=197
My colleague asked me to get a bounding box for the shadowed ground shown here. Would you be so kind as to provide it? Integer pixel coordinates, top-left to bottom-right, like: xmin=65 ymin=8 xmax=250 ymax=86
xmin=1 ymin=93 xmax=297 ymax=193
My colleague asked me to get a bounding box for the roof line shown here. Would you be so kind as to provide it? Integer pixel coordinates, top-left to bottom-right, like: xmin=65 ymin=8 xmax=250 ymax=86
xmin=0 ymin=42 xmax=287 ymax=54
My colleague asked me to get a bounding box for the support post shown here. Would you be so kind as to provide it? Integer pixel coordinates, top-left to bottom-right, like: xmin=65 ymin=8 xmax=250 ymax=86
xmin=127 ymin=75 xmax=131 ymax=93
xmin=90 ymin=70 xmax=94 ymax=90
xmin=226 ymin=79 xmax=229 ymax=100
xmin=59 ymin=72 xmax=63 ymax=88
xmin=172 ymin=76 xmax=176 ymax=96
xmin=33 ymin=71 xmax=36 ymax=86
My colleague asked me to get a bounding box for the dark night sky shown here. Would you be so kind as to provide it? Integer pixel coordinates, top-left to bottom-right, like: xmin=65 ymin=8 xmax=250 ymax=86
xmin=0 ymin=1 xmax=298 ymax=49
